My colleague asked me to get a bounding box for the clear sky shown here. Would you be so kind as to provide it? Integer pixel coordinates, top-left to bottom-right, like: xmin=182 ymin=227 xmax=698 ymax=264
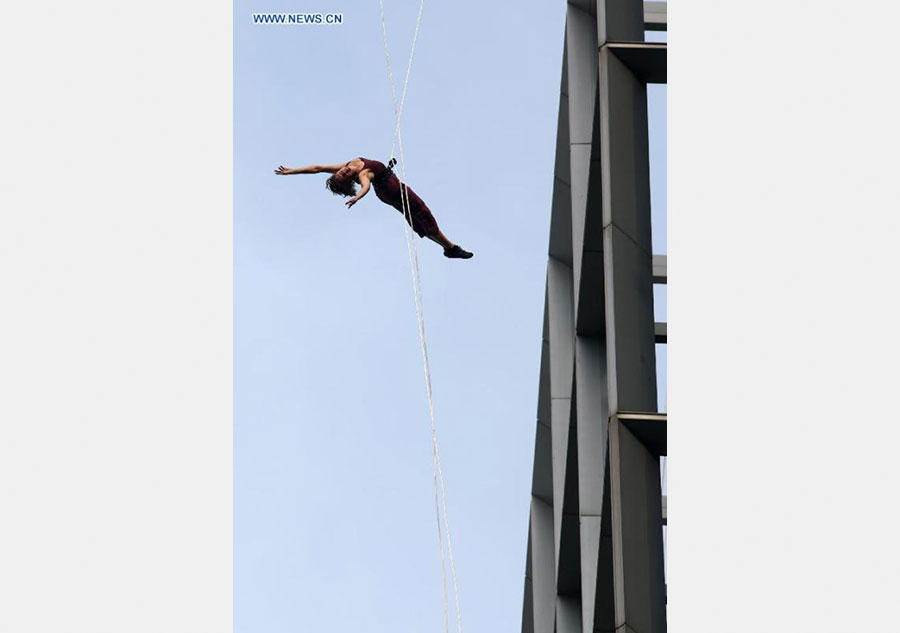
xmin=234 ymin=2 xmax=666 ymax=631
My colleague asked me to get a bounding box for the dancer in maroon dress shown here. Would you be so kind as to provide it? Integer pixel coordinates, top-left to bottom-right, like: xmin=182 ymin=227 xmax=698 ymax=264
xmin=275 ymin=157 xmax=473 ymax=259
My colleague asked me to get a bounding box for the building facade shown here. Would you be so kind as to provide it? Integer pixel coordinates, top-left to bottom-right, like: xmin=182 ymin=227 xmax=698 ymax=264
xmin=521 ymin=2 xmax=667 ymax=632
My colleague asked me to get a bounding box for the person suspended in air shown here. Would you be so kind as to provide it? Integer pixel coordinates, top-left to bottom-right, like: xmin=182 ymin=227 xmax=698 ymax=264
xmin=275 ymin=157 xmax=474 ymax=259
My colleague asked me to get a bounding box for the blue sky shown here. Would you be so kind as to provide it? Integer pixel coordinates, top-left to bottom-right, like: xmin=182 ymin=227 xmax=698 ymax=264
xmin=234 ymin=2 xmax=666 ymax=631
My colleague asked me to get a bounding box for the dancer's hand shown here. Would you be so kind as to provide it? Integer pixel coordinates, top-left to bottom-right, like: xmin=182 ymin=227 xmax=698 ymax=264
xmin=274 ymin=165 xmax=291 ymax=175
xmin=346 ymin=198 xmax=358 ymax=208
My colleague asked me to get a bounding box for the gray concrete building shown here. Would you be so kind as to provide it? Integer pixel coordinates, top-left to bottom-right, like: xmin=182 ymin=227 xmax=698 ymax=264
xmin=521 ymin=1 xmax=667 ymax=631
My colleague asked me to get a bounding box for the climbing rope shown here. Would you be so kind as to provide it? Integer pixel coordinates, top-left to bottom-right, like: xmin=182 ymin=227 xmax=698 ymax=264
xmin=376 ymin=3 xmax=462 ymax=633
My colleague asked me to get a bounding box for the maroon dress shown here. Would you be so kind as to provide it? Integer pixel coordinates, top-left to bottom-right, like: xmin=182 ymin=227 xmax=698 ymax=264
xmin=357 ymin=157 xmax=439 ymax=238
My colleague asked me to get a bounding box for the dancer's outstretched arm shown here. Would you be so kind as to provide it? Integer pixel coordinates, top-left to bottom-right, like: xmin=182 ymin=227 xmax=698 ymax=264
xmin=274 ymin=164 xmax=344 ymax=175
xmin=345 ymin=172 xmax=372 ymax=208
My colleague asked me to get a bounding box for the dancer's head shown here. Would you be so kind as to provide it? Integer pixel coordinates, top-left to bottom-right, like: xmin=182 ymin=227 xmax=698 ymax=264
xmin=325 ymin=164 xmax=359 ymax=198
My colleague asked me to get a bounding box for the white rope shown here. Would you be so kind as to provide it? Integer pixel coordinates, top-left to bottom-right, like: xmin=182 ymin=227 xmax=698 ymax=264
xmin=376 ymin=3 xmax=462 ymax=633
